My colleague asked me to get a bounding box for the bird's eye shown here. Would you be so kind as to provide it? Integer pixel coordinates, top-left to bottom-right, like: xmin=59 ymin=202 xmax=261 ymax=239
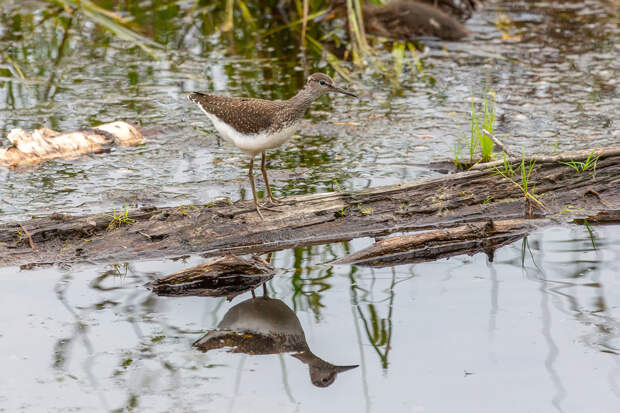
xmin=319 ymin=80 xmax=326 ymax=86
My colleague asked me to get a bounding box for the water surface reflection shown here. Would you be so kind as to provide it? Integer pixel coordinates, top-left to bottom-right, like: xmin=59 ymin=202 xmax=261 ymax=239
xmin=1 ymin=225 xmax=620 ymax=411
xmin=194 ymin=296 xmax=358 ymax=387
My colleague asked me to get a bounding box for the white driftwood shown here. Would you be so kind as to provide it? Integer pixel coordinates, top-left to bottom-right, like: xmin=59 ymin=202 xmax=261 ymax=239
xmin=0 ymin=121 xmax=143 ymax=166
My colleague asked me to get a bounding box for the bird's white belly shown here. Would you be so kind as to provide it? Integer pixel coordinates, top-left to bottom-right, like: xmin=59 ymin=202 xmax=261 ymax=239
xmin=203 ymin=112 xmax=298 ymax=156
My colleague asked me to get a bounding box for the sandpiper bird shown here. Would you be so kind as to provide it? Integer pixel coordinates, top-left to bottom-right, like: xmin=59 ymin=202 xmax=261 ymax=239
xmin=188 ymin=73 xmax=357 ymax=218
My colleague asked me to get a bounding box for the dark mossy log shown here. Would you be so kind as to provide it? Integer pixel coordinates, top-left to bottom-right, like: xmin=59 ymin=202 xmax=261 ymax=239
xmin=1 ymin=145 xmax=619 ymax=268
xmin=148 ymin=255 xmax=275 ymax=301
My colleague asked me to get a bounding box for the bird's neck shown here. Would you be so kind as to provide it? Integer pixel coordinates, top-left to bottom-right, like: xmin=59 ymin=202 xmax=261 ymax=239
xmin=291 ymin=349 xmax=317 ymax=366
xmin=287 ymin=86 xmax=320 ymax=115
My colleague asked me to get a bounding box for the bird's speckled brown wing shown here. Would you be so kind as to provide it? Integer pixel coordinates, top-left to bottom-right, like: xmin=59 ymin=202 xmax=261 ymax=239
xmin=188 ymin=93 xmax=286 ymax=135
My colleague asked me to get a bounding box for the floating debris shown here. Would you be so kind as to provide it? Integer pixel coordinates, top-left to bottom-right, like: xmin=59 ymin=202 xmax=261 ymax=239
xmin=0 ymin=121 xmax=143 ymax=166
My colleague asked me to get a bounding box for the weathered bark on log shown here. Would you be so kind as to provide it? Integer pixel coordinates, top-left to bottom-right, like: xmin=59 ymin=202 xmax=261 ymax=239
xmin=0 ymin=121 xmax=143 ymax=166
xmin=1 ymin=145 xmax=618 ymax=268
xmin=147 ymin=255 xmax=275 ymax=300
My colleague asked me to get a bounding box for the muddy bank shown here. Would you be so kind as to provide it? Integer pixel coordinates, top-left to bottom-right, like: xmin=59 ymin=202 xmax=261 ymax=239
xmin=1 ymin=145 xmax=618 ymax=268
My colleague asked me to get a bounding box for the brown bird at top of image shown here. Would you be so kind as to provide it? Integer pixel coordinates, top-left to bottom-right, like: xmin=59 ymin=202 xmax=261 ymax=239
xmin=322 ymin=0 xmax=471 ymax=41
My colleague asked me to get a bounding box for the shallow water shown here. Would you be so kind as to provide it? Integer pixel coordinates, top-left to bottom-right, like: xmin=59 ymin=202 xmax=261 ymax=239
xmin=1 ymin=0 xmax=619 ymax=411
xmin=2 ymin=225 xmax=620 ymax=412
xmin=0 ymin=0 xmax=618 ymax=220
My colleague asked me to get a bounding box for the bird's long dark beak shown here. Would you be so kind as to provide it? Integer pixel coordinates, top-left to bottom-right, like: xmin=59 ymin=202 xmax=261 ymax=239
xmin=334 ymin=365 xmax=359 ymax=373
xmin=331 ymin=85 xmax=358 ymax=98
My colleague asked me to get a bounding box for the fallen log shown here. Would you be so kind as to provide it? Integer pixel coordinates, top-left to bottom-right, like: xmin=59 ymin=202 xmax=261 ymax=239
xmin=573 ymin=209 xmax=620 ymax=225
xmin=1 ymin=145 xmax=618 ymax=268
xmin=0 ymin=121 xmax=143 ymax=166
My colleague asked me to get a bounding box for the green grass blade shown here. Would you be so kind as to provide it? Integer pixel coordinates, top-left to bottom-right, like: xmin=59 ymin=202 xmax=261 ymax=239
xmin=50 ymin=0 xmax=162 ymax=56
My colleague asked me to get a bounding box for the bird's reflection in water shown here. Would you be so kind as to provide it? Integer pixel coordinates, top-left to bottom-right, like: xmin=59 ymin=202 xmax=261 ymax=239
xmin=193 ymin=296 xmax=358 ymax=387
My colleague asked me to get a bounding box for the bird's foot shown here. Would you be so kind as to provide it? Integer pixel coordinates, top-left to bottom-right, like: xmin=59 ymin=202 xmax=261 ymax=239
xmin=253 ymin=203 xmax=281 ymax=219
xmin=258 ymin=203 xmax=283 ymax=213
xmin=260 ymin=198 xmax=285 ymax=209
xmin=253 ymin=204 xmax=265 ymax=220
xmin=267 ymin=195 xmax=285 ymax=206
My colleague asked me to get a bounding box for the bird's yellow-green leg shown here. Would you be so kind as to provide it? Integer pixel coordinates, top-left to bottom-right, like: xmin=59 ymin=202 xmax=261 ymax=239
xmin=249 ymin=156 xmax=280 ymax=217
xmin=248 ymin=157 xmax=264 ymax=219
xmin=261 ymin=151 xmax=284 ymax=205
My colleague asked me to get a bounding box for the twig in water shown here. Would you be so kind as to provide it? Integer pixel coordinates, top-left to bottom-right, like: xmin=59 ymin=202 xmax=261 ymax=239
xmin=17 ymin=223 xmax=38 ymax=251
xmin=483 ymin=129 xmax=514 ymax=157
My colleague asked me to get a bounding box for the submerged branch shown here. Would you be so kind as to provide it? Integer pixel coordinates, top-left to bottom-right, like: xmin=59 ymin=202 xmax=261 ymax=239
xmin=483 ymin=129 xmax=515 ymax=157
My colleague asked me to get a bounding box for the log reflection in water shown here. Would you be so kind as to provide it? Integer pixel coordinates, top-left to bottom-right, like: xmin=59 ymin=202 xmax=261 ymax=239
xmin=148 ymin=255 xmax=275 ymax=301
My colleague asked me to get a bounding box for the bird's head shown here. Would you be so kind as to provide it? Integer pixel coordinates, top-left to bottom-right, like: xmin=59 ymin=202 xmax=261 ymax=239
xmin=305 ymin=73 xmax=358 ymax=99
xmin=309 ymin=363 xmax=359 ymax=387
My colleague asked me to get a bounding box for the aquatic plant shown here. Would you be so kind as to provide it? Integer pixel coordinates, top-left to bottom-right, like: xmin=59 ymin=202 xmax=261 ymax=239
xmin=453 ymin=90 xmax=499 ymax=167
xmin=520 ymin=235 xmax=541 ymax=271
xmin=345 ymin=0 xmax=371 ymax=65
xmin=106 ymin=202 xmax=136 ymax=230
xmin=49 ymin=0 xmax=161 ymax=55
xmin=499 ymin=152 xmax=516 ymax=176
xmin=349 ymin=266 xmax=398 ymax=370
xmin=470 ymin=90 xmax=496 ymax=163
xmin=583 ymin=219 xmax=596 ymax=250
xmin=493 ymin=155 xmax=546 ymax=215
xmin=24 ymin=0 xmax=434 ymax=93
xmin=560 ymin=151 xmax=600 ymax=173
xmin=452 ymin=140 xmax=462 ymax=168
